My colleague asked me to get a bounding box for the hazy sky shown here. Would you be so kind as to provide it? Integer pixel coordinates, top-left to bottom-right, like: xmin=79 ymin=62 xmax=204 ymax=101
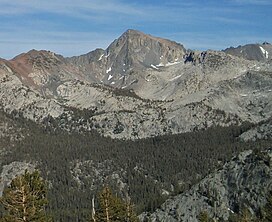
xmin=0 ymin=0 xmax=271 ymax=59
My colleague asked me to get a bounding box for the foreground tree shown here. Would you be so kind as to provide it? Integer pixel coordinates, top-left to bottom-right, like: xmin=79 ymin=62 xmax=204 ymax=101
xmin=0 ymin=170 xmax=51 ymax=222
xmin=92 ymin=186 xmax=138 ymax=222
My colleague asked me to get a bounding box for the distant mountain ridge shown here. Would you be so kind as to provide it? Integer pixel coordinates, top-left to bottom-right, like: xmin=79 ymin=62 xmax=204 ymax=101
xmin=224 ymin=42 xmax=272 ymax=61
xmin=0 ymin=29 xmax=271 ymax=140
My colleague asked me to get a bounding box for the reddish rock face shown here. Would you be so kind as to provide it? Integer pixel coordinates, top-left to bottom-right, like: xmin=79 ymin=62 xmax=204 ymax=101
xmin=8 ymin=50 xmax=40 ymax=87
xmin=5 ymin=50 xmax=83 ymax=90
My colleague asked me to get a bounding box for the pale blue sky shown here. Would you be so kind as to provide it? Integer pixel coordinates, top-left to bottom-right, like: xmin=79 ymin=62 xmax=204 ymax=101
xmin=0 ymin=0 xmax=271 ymax=59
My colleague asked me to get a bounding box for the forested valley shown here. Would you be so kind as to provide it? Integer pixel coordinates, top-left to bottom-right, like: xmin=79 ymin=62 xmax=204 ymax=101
xmin=1 ymin=110 xmax=272 ymax=221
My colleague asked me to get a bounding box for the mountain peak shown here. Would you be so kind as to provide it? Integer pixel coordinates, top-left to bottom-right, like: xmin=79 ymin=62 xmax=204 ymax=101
xmin=116 ymin=29 xmax=154 ymax=44
xmin=123 ymin=29 xmax=144 ymax=36
xmin=119 ymin=29 xmax=180 ymax=46
xmin=111 ymin=29 xmax=186 ymax=57
xmin=101 ymin=29 xmax=186 ymax=83
xmin=11 ymin=49 xmax=59 ymax=62
xmin=6 ymin=49 xmax=72 ymax=89
xmin=67 ymin=29 xmax=187 ymax=88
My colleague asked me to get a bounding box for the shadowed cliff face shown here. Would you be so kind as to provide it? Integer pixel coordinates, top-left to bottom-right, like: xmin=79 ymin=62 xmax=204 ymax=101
xmin=140 ymin=149 xmax=272 ymax=222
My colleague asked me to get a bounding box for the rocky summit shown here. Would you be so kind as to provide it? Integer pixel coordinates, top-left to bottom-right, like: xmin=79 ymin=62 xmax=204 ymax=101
xmin=0 ymin=30 xmax=272 ymax=221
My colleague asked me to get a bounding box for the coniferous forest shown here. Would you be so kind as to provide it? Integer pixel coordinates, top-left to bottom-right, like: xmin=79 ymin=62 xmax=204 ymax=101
xmin=0 ymin=110 xmax=272 ymax=221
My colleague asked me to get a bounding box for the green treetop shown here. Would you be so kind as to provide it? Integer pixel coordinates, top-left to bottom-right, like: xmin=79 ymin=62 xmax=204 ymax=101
xmin=92 ymin=186 xmax=139 ymax=222
xmin=0 ymin=170 xmax=51 ymax=222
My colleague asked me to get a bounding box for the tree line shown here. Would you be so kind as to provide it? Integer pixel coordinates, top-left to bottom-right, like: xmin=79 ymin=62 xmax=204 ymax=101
xmin=0 ymin=170 xmax=139 ymax=222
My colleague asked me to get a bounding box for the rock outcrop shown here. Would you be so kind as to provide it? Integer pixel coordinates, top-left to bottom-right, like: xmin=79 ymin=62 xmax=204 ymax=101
xmin=140 ymin=149 xmax=272 ymax=222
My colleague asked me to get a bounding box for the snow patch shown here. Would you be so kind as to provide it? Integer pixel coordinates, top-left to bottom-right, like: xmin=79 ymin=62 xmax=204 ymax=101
xmin=259 ymin=46 xmax=269 ymax=59
xmin=156 ymin=63 xmax=165 ymax=67
xmin=151 ymin=64 xmax=159 ymax=70
xmin=240 ymin=94 xmax=248 ymax=97
xmin=165 ymin=61 xmax=181 ymax=67
xmin=105 ymin=53 xmax=110 ymax=58
xmin=98 ymin=54 xmax=104 ymax=61
xmin=106 ymin=67 xmax=112 ymax=74
xmin=107 ymin=74 xmax=113 ymax=81
xmin=228 ymin=208 xmax=235 ymax=214
xmin=110 ymin=82 xmax=115 ymax=85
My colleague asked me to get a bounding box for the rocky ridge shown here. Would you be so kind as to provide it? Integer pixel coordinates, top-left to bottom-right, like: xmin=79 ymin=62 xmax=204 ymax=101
xmin=240 ymin=118 xmax=272 ymax=142
xmin=0 ymin=30 xmax=271 ymax=140
xmin=224 ymin=42 xmax=272 ymax=62
xmin=140 ymin=149 xmax=272 ymax=222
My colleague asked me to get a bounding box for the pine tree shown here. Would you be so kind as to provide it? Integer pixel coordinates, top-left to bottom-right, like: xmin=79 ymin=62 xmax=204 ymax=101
xmin=0 ymin=170 xmax=51 ymax=222
xmin=125 ymin=199 xmax=139 ymax=222
xmin=92 ymin=186 xmax=139 ymax=222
